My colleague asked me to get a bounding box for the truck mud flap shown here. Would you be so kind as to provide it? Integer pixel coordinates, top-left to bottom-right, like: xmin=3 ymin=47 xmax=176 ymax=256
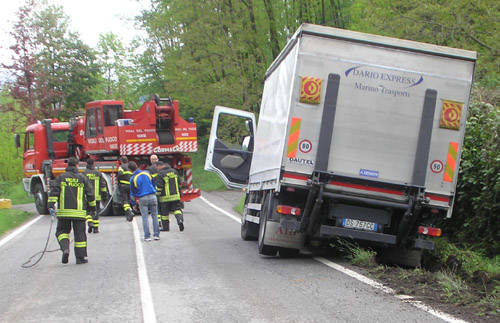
xmin=319 ymin=225 xmax=397 ymax=245
xmin=264 ymin=221 xmax=304 ymax=249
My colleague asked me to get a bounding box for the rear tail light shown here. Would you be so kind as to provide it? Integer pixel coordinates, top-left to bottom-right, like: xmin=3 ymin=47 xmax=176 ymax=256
xmin=418 ymin=226 xmax=442 ymax=237
xmin=276 ymin=205 xmax=301 ymax=216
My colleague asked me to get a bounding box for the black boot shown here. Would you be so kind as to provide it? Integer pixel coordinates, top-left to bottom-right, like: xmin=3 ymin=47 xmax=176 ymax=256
xmin=161 ymin=220 xmax=170 ymax=232
xmin=126 ymin=210 xmax=134 ymax=222
xmin=179 ymin=222 xmax=184 ymax=232
xmin=88 ymin=223 xmax=93 ymax=233
xmin=76 ymin=257 xmax=88 ymax=264
xmin=93 ymin=227 xmax=99 ymax=233
xmin=61 ymin=249 xmax=69 ymax=264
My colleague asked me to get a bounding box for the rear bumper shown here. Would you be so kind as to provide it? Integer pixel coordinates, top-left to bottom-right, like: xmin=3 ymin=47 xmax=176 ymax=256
xmin=318 ymin=225 xmax=434 ymax=250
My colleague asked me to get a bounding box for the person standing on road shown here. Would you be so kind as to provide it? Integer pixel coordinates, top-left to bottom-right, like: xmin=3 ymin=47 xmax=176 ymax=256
xmin=117 ymin=156 xmax=134 ymax=222
xmin=156 ymin=161 xmax=184 ymax=232
xmin=147 ymin=154 xmax=161 ymax=227
xmin=84 ymin=158 xmax=108 ymax=233
xmin=48 ymin=157 xmax=96 ymax=264
xmin=129 ymin=161 xmax=160 ymax=241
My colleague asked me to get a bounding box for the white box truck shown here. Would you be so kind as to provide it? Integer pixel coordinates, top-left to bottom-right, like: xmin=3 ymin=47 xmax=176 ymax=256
xmin=205 ymin=24 xmax=476 ymax=266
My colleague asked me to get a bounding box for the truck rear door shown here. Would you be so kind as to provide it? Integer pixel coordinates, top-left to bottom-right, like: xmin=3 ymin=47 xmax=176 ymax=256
xmin=205 ymin=106 xmax=256 ymax=189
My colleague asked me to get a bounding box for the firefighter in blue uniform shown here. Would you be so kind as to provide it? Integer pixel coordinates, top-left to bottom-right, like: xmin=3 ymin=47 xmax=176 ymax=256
xmin=48 ymin=157 xmax=96 ymax=264
xmin=156 ymin=161 xmax=184 ymax=231
xmin=84 ymin=158 xmax=108 ymax=233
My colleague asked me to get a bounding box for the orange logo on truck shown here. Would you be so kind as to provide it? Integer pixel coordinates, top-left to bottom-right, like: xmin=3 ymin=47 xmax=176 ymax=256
xmin=300 ymin=76 xmax=322 ymax=104
xmin=440 ymin=100 xmax=463 ymax=130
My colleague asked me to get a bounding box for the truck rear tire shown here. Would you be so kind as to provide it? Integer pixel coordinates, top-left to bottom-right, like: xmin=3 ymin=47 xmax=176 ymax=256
xmin=258 ymin=192 xmax=278 ymax=256
xmin=241 ymin=195 xmax=258 ymax=241
xmin=378 ymin=247 xmax=422 ymax=268
xmin=279 ymin=248 xmax=300 ymax=258
xmin=33 ymin=183 xmax=48 ymax=215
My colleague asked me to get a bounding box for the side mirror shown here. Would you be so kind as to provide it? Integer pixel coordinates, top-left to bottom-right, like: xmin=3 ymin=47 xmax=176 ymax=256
xmin=14 ymin=134 xmax=20 ymax=148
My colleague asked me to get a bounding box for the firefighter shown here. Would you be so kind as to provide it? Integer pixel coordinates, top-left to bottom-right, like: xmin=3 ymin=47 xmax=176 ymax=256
xmin=84 ymin=158 xmax=108 ymax=233
xmin=156 ymin=161 xmax=184 ymax=232
xmin=117 ymin=156 xmax=134 ymax=221
xmin=47 ymin=157 xmax=95 ymax=264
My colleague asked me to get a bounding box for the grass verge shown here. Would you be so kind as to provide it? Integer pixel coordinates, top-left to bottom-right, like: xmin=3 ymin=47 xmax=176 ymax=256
xmin=0 ymin=181 xmax=32 ymax=205
xmin=0 ymin=209 xmax=33 ymax=237
xmin=343 ymin=238 xmax=499 ymax=322
xmin=234 ymin=195 xmax=245 ymax=214
xmin=190 ymin=151 xmax=227 ymax=191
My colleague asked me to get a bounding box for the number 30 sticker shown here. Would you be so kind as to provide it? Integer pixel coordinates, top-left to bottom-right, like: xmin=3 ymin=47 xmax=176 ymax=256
xmin=299 ymin=139 xmax=312 ymax=153
xmin=430 ymin=160 xmax=444 ymax=173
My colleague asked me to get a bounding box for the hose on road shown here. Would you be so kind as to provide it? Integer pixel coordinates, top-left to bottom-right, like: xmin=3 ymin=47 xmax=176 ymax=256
xmin=21 ymin=189 xmax=116 ymax=268
xmin=21 ymin=209 xmax=60 ymax=268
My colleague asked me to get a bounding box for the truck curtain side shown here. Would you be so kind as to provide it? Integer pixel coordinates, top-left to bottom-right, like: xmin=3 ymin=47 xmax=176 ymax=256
xmin=206 ymin=24 xmax=476 ymax=266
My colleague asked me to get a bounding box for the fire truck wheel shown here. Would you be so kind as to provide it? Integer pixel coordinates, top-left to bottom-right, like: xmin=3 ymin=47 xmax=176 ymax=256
xmin=33 ymin=183 xmax=49 ymax=215
xmin=241 ymin=201 xmax=258 ymax=241
xmin=258 ymin=192 xmax=278 ymax=256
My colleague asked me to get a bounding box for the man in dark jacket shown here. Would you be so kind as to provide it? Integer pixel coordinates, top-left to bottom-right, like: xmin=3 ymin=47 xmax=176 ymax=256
xmin=156 ymin=161 xmax=184 ymax=232
xmin=84 ymin=158 xmax=108 ymax=233
xmin=48 ymin=157 xmax=95 ymax=264
xmin=129 ymin=161 xmax=159 ymax=241
xmin=117 ymin=156 xmax=134 ymax=221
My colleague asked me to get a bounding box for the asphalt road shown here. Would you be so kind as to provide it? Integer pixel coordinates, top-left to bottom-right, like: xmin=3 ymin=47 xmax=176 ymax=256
xmin=0 ymin=191 xmax=445 ymax=323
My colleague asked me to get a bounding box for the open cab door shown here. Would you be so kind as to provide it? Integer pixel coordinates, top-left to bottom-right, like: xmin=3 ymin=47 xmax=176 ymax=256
xmin=205 ymin=106 xmax=256 ymax=189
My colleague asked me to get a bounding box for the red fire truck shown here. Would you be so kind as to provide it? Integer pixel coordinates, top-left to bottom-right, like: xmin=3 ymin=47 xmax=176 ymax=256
xmin=16 ymin=96 xmax=201 ymax=215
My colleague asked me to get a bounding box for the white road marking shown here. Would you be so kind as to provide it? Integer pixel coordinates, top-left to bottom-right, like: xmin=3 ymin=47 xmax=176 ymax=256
xmin=199 ymin=196 xmax=241 ymax=223
xmin=0 ymin=214 xmax=43 ymax=249
xmin=132 ymin=219 xmax=157 ymax=323
xmin=200 ymin=195 xmax=468 ymax=323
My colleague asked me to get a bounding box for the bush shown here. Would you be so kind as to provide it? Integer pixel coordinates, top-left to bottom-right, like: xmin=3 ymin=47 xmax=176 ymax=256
xmin=445 ymin=91 xmax=500 ymax=256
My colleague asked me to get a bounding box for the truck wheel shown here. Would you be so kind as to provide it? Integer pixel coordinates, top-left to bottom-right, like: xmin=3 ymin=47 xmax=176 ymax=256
xmin=279 ymin=248 xmax=299 ymax=258
xmin=258 ymin=192 xmax=278 ymax=256
xmin=241 ymin=194 xmax=258 ymax=241
xmin=98 ymin=198 xmax=112 ymax=216
xmin=378 ymin=247 xmax=422 ymax=268
xmin=112 ymin=202 xmax=123 ymax=216
xmin=33 ymin=183 xmax=49 ymax=215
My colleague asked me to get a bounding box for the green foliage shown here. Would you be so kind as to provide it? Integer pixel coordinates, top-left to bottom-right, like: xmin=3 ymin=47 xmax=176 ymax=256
xmin=0 ymin=182 xmax=32 ymax=205
xmin=348 ymin=0 xmax=500 ymax=86
xmin=446 ymin=92 xmax=500 ymax=256
xmin=190 ymin=151 xmax=226 ymax=191
xmin=436 ymin=270 xmax=470 ymax=303
xmin=234 ymin=195 xmax=245 ymax=215
xmin=432 ymin=238 xmax=500 ymax=276
xmin=0 ymin=93 xmax=25 ymax=182
xmin=0 ymin=209 xmax=33 ymax=237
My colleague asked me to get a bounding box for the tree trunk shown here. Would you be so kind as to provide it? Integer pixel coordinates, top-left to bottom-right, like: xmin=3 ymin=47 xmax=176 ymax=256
xmin=263 ymin=0 xmax=280 ymax=58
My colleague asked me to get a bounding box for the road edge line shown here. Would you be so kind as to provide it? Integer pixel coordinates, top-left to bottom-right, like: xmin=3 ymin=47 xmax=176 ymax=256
xmin=132 ymin=219 xmax=157 ymax=323
xmin=0 ymin=214 xmax=44 ymax=249
xmin=200 ymin=195 xmax=468 ymax=323
xmin=199 ymin=196 xmax=240 ymax=223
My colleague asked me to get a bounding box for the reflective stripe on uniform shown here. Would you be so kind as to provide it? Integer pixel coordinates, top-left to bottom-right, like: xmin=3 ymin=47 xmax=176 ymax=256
xmin=133 ymin=171 xmax=152 ymax=188
xmin=88 ymin=200 xmax=96 ymax=207
xmin=174 ymin=209 xmax=183 ymax=215
xmin=48 ymin=196 xmax=58 ymax=203
xmin=74 ymin=241 xmax=87 ymax=248
xmin=57 ymin=233 xmax=70 ymax=241
xmin=120 ymin=180 xmax=130 ymax=184
xmin=77 ymin=186 xmax=83 ymax=211
xmin=56 ymin=209 xmax=87 ymax=218
xmin=123 ymin=203 xmax=132 ymax=211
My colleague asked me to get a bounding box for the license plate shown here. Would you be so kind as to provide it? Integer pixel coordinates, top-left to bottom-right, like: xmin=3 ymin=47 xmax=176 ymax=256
xmin=342 ymin=218 xmax=378 ymax=231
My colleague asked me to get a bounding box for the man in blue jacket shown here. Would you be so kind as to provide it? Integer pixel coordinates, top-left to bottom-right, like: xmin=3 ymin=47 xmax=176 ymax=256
xmin=129 ymin=161 xmax=159 ymax=241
